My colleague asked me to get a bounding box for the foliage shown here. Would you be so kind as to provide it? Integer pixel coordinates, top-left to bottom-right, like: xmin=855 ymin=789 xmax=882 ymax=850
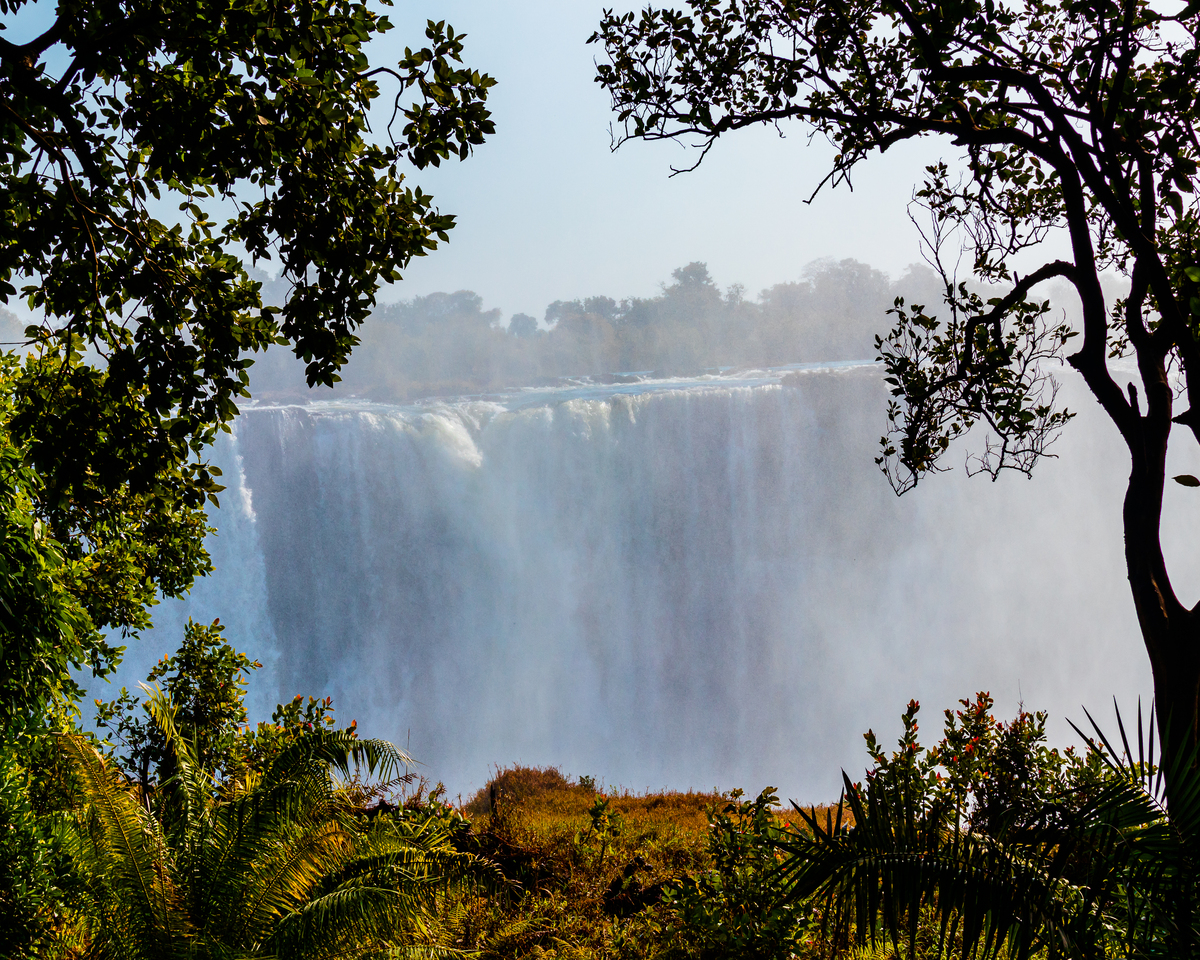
xmin=0 ymin=357 xmax=130 ymax=740
xmin=442 ymin=766 xmax=869 ymax=960
xmin=60 ymin=625 xmax=489 ymax=959
xmin=0 ymin=357 xmax=209 ymax=958
xmin=465 ymin=764 xmax=579 ymax=817
xmin=0 ymin=345 xmax=134 ymax=955
xmin=0 ymin=0 xmax=494 ymax=730
xmin=444 ymin=768 xmax=728 ymax=960
xmin=663 ymin=787 xmax=811 ymax=960
xmin=876 ymin=282 xmax=1076 ymax=491
xmin=0 ymin=744 xmax=79 ymax=958
xmin=0 ymin=0 xmax=491 ymax=906
xmin=588 ymin=0 xmax=1180 ymax=484
xmin=858 ymin=694 xmax=1103 ymax=837
xmin=92 ymin=621 xmax=376 ymax=831
xmin=0 ymin=0 xmax=495 ymax=497
xmin=583 ymin=794 xmax=624 ymax=865
xmin=409 ymin=710 xmax=1200 ymax=960
xmin=92 ymin=616 xmax=370 ymax=791
xmin=0 ymin=13 xmax=494 ymax=941
xmin=769 ymin=696 xmax=1200 ymax=959
xmin=56 ymin=713 xmax=435 ymax=958
xmin=589 ymin=0 xmax=1200 ymax=781
xmin=94 ymin=617 xmax=260 ymax=790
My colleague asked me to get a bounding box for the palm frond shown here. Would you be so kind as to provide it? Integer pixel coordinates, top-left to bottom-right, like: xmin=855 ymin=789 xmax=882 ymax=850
xmin=266 ymin=728 xmax=413 ymax=787
xmin=777 ymin=771 xmax=1104 ymax=960
xmin=229 ymin=818 xmax=356 ymax=941
xmin=774 ymin=700 xmax=1200 ymax=959
xmin=56 ymin=732 xmax=188 ymax=958
xmin=264 ymin=883 xmax=419 ymax=960
xmin=59 ymin=716 xmax=463 ymax=959
xmin=1069 ymin=702 xmax=1200 ymax=955
xmin=383 ymin=945 xmax=481 ymax=960
xmin=141 ymin=685 xmax=220 ymax=848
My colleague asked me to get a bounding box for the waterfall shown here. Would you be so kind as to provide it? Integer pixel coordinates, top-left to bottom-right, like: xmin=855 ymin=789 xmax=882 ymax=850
xmin=133 ymin=362 xmax=1184 ymax=801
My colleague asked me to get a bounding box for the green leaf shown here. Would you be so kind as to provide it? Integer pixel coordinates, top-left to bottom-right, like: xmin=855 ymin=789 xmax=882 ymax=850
xmin=0 ymin=0 xmax=494 ymax=751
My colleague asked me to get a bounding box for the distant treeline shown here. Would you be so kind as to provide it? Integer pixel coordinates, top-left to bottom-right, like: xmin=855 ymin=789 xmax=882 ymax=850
xmin=247 ymin=258 xmax=945 ymax=403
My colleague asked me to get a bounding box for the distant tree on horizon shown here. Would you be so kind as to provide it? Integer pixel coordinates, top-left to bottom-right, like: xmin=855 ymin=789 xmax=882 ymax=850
xmin=253 ymin=258 xmax=944 ymax=401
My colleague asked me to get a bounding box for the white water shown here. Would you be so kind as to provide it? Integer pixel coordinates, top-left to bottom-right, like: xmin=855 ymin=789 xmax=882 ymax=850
xmin=125 ymin=362 xmax=1192 ymax=802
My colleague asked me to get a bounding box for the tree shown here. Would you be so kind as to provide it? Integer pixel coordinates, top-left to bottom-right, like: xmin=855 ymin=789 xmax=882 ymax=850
xmin=592 ymin=0 xmax=1200 ymax=781
xmin=0 ymin=0 xmax=494 ymax=693
xmin=0 ymin=6 xmax=493 ymax=948
xmin=59 ymin=701 xmax=473 ymax=959
xmin=508 ymin=312 xmax=540 ymax=339
xmin=94 ymin=617 xmax=262 ymax=794
xmin=0 ymin=356 xmax=112 ymax=736
xmin=62 ymin=627 xmax=486 ymax=959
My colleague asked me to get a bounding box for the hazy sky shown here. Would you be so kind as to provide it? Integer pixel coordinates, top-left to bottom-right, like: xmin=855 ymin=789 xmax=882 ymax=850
xmin=4 ymin=0 xmax=949 ymax=317
xmin=0 ymin=0 xmax=1135 ymax=324
xmin=378 ymin=1 xmax=947 ymax=318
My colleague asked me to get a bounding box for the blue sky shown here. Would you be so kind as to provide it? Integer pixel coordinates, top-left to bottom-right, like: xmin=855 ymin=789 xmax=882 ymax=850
xmin=3 ymin=0 xmax=948 ymax=318
xmin=375 ymin=1 xmax=945 ymax=318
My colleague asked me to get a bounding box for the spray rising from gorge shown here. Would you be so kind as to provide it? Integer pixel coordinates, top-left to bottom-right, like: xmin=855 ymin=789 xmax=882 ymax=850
xmin=117 ymin=261 xmax=1181 ymax=801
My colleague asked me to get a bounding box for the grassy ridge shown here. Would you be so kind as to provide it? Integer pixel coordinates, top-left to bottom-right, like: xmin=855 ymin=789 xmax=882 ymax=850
xmin=432 ymin=765 xmax=848 ymax=960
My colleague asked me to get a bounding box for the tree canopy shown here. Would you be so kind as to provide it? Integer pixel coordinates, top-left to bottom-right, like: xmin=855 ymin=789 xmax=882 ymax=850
xmin=0 ymin=2 xmax=492 ymax=947
xmin=0 ymin=0 xmax=494 ymax=716
xmin=592 ymin=0 xmax=1200 ymax=775
xmin=62 ymin=638 xmax=476 ymax=960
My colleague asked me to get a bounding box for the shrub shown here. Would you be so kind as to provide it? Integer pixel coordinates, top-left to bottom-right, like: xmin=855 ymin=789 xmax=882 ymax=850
xmin=465 ymin=765 xmax=580 ymax=816
xmin=662 ymin=787 xmax=811 ymax=960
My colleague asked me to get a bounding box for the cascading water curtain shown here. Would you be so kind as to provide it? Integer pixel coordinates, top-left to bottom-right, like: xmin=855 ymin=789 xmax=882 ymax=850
xmin=134 ymin=366 xmax=1160 ymax=801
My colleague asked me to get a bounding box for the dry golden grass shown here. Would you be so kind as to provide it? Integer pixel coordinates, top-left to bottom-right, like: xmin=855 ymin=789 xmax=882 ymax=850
xmin=778 ymin=802 xmax=857 ymax=832
xmin=443 ymin=767 xmax=724 ymax=960
xmin=464 ymin=765 xmax=578 ymax=816
xmin=440 ymin=766 xmax=857 ymax=960
xmin=465 ymin=763 xmax=853 ymax=836
xmin=505 ymin=786 xmax=719 ymax=837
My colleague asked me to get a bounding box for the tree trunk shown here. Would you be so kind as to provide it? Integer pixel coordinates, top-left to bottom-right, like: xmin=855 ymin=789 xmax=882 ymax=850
xmin=1125 ymin=457 xmax=1200 ymax=790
